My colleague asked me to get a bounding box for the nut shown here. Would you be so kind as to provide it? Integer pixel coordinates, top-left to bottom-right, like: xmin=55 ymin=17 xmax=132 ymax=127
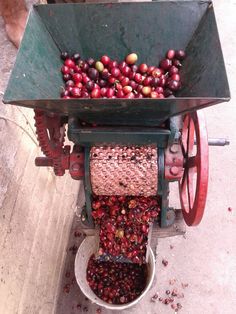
xmin=170 ymin=166 xmax=179 ymax=176
xmin=170 ymin=144 xmax=179 ymax=154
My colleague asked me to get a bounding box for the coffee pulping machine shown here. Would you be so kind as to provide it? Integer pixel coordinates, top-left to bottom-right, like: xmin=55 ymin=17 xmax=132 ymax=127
xmin=4 ymin=2 xmax=230 ymax=242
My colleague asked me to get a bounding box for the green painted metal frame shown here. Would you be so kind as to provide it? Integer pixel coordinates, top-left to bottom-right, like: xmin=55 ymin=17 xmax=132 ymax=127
xmin=68 ymin=117 xmax=171 ymax=147
xmin=83 ymin=146 xmax=94 ymax=227
xmin=69 ymin=117 xmax=173 ymax=227
xmin=3 ymin=1 xmax=230 ymax=127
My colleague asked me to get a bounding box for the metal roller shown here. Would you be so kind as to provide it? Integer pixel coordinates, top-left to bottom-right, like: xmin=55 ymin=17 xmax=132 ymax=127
xmin=90 ymin=145 xmax=158 ymax=196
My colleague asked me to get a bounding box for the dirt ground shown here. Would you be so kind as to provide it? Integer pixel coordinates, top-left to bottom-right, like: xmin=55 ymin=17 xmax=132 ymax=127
xmin=0 ymin=1 xmax=236 ymax=313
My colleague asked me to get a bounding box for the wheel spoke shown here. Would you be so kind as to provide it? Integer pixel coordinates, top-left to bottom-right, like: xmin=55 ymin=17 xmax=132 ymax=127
xmin=186 ymin=155 xmax=198 ymax=169
xmin=187 ymin=118 xmax=195 ymax=155
xmin=180 ymin=169 xmax=189 ymax=210
xmin=187 ymin=168 xmax=195 ymax=209
xmin=181 ymin=115 xmax=189 ymax=156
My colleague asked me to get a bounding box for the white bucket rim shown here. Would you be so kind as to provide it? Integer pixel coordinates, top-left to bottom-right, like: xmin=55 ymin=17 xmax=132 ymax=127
xmin=75 ymin=236 xmax=155 ymax=311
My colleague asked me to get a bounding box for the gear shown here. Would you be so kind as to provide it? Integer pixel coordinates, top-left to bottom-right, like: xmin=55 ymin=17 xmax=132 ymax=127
xmin=34 ymin=109 xmax=66 ymax=158
xmin=34 ymin=109 xmax=67 ymax=175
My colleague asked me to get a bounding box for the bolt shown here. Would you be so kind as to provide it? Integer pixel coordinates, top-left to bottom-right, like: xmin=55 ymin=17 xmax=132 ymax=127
xmin=170 ymin=145 xmax=179 ymax=153
xmin=71 ymin=162 xmax=81 ymax=171
xmin=170 ymin=166 xmax=179 ymax=176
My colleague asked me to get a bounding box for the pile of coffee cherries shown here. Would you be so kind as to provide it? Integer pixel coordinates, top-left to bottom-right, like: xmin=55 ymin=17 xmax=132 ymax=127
xmin=87 ymin=254 xmax=147 ymax=304
xmin=92 ymin=195 xmax=160 ymax=264
xmin=60 ymin=50 xmax=185 ymax=99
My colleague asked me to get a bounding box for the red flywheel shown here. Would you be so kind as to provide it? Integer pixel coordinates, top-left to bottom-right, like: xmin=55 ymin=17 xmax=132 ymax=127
xmin=179 ymin=110 xmax=209 ymax=226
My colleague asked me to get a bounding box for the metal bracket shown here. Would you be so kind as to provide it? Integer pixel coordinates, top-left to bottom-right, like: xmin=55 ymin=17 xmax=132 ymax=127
xmin=165 ymin=143 xmax=184 ymax=181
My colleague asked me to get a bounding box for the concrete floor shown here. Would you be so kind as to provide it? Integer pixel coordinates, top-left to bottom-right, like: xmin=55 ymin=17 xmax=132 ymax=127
xmin=0 ymin=0 xmax=236 ymax=313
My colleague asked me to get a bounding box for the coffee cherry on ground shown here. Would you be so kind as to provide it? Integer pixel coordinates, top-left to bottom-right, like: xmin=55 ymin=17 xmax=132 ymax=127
xmin=63 ymin=284 xmax=70 ymax=294
xmin=162 ymin=259 xmax=168 ymax=267
xmin=177 ymin=303 xmax=183 ymax=310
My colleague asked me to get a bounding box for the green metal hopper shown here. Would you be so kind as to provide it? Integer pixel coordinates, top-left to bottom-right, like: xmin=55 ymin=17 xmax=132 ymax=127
xmin=3 ymin=1 xmax=230 ymax=126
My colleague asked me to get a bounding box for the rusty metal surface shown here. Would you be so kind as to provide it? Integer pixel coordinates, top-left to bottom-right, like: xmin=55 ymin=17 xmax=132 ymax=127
xmin=90 ymin=145 xmax=158 ymax=196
